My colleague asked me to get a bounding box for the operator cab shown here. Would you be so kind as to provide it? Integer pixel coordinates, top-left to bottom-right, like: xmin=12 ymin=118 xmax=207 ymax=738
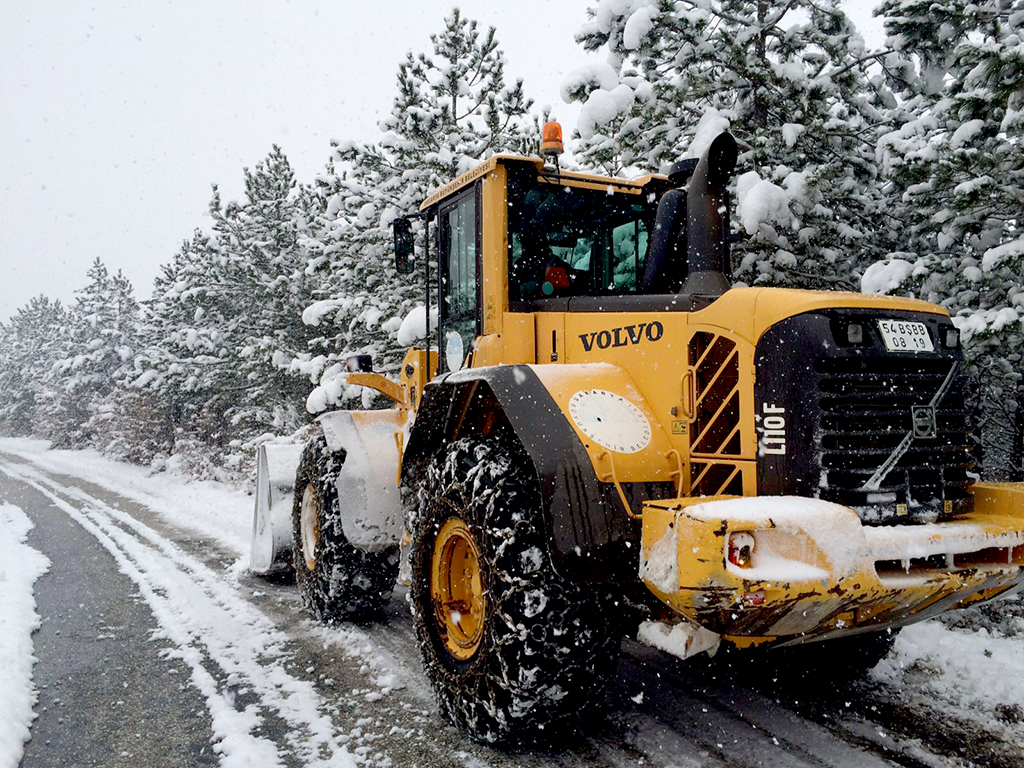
xmin=392 ymin=124 xmax=736 ymax=374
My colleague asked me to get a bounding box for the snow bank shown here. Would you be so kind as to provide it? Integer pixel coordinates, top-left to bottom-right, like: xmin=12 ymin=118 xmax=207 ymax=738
xmin=0 ymin=503 xmax=50 ymax=768
xmin=0 ymin=460 xmax=357 ymax=768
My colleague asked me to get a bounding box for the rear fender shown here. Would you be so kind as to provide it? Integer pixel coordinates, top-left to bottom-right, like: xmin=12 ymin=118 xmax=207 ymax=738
xmin=318 ymin=409 xmax=404 ymax=551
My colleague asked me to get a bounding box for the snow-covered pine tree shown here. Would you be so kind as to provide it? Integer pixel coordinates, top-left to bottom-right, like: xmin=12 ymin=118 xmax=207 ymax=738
xmin=0 ymin=295 xmax=69 ymax=437
xmin=40 ymin=259 xmax=140 ymax=448
xmin=134 ymin=147 xmax=321 ymax=472
xmin=207 ymin=146 xmax=320 ymax=437
xmin=867 ymin=0 xmax=1024 ymax=480
xmin=566 ymin=0 xmax=899 ymax=289
xmin=295 ymin=9 xmax=536 ymax=412
xmin=132 ymin=229 xmax=239 ymax=471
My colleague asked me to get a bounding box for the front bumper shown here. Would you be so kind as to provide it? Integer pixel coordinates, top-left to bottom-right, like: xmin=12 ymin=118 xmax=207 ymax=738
xmin=640 ymin=482 xmax=1024 ymax=647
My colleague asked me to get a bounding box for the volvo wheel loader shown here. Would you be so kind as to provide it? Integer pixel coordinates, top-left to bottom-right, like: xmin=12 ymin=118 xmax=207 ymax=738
xmin=250 ymin=124 xmax=1024 ymax=744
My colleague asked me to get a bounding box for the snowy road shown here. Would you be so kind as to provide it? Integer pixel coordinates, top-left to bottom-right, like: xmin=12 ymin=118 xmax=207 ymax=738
xmin=2 ymin=442 xmax=1023 ymax=768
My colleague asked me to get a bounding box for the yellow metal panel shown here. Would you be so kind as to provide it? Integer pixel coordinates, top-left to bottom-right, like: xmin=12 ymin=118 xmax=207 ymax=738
xmin=398 ymin=348 xmax=437 ymax=411
xmin=480 ymin=165 xmax=508 ymax=334
xmin=534 ymin=313 xmax=566 ymax=365
xmin=563 ymin=313 xmax=688 ymax=449
xmin=345 ymin=372 xmax=405 ymax=405
xmin=561 ymin=311 xmax=759 ymax=474
xmin=421 ymin=157 xmax=501 ymax=210
xmin=470 ymin=315 xmax=534 ymax=367
xmin=969 ymin=481 xmax=1024 ymax=517
xmin=529 ymin=363 xmax=676 ymax=482
xmin=419 ymin=155 xmax=663 ymax=212
xmin=750 ymin=287 xmax=946 ymax=343
xmin=685 ymin=287 xmax=947 ymax=348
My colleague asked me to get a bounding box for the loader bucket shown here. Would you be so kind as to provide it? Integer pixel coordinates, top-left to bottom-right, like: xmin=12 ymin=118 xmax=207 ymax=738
xmin=317 ymin=409 xmax=404 ymax=551
xmin=250 ymin=442 xmax=305 ymax=574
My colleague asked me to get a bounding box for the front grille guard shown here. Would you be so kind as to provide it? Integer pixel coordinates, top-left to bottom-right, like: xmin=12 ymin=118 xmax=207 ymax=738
xmin=813 ymin=356 xmax=975 ymax=522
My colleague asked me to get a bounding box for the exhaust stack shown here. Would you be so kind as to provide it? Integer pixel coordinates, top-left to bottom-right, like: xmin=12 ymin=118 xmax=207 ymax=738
xmin=681 ymin=132 xmax=737 ymax=299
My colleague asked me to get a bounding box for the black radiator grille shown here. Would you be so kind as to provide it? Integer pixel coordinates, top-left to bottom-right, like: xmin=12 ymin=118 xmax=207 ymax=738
xmin=813 ymin=357 xmax=974 ymax=512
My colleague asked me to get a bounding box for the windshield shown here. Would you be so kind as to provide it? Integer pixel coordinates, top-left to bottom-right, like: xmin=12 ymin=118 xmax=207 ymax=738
xmin=508 ymin=177 xmax=658 ymax=302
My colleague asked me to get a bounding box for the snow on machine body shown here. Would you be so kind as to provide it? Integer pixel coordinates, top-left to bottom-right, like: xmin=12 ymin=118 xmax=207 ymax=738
xmin=251 ymin=127 xmax=1024 ymax=744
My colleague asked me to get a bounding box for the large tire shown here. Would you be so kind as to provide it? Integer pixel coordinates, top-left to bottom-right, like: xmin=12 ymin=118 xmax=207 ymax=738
xmin=292 ymin=435 xmax=400 ymax=622
xmin=408 ymin=435 xmax=622 ymax=744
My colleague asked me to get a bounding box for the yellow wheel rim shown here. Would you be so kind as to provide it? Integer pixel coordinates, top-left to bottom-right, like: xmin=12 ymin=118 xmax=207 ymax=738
xmin=300 ymin=483 xmax=320 ymax=571
xmin=431 ymin=517 xmax=486 ymax=660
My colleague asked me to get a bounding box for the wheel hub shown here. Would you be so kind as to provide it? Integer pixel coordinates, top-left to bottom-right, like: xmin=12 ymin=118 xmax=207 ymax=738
xmin=300 ymin=483 xmax=320 ymax=571
xmin=431 ymin=517 xmax=485 ymax=660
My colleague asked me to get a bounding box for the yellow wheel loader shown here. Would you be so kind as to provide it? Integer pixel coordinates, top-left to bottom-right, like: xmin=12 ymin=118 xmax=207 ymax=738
xmin=250 ymin=126 xmax=1024 ymax=744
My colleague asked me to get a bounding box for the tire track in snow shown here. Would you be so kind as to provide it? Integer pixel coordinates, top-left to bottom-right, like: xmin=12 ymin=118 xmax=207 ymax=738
xmin=610 ymin=643 xmax=904 ymax=768
xmin=0 ymin=459 xmax=359 ymax=768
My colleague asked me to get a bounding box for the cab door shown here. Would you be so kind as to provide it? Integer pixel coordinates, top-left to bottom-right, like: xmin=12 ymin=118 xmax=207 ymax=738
xmin=438 ymin=185 xmax=481 ymax=373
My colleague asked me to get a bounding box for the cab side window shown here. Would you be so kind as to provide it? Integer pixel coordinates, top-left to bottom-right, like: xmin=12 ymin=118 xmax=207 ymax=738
xmin=439 ymin=188 xmax=479 ymax=371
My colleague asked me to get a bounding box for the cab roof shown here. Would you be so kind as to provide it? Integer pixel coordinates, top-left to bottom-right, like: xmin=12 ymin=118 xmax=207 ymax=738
xmin=419 ymin=154 xmax=669 ymax=212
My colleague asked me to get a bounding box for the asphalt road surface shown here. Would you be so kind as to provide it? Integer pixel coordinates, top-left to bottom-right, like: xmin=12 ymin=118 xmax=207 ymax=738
xmin=2 ymin=451 xmax=1020 ymax=768
xmin=1 ymin=469 xmax=217 ymax=768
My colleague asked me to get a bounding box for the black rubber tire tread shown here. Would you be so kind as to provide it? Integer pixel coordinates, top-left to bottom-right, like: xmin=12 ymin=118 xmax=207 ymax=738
xmin=292 ymin=435 xmax=400 ymax=622
xmin=408 ymin=435 xmax=622 ymax=744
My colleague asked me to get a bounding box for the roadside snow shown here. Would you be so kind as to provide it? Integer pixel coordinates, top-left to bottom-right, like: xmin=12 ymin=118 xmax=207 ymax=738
xmin=0 ymin=438 xmax=251 ymax=558
xmin=0 ymin=503 xmax=50 ymax=768
xmin=873 ymin=613 xmax=1024 ymax=731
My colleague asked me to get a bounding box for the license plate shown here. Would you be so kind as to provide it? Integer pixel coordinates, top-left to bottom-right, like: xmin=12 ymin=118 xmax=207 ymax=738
xmin=877 ymin=319 xmax=934 ymax=352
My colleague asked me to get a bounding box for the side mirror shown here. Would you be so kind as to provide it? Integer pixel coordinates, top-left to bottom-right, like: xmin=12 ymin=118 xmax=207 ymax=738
xmin=393 ymin=218 xmax=415 ymax=274
xmin=345 ymin=354 xmax=373 ymax=373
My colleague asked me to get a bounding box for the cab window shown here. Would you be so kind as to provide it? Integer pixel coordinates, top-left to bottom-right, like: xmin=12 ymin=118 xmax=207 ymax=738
xmin=438 ymin=187 xmax=479 ymax=371
xmin=508 ymin=180 xmax=655 ymax=302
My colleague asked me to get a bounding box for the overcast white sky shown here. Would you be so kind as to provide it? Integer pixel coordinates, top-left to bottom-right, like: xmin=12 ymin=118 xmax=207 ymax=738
xmin=0 ymin=1 xmax=883 ymax=322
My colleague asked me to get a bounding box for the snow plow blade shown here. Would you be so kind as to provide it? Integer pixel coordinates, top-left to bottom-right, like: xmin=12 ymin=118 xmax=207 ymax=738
xmin=640 ymin=482 xmax=1024 ymax=648
xmin=249 ymin=442 xmax=305 ymax=574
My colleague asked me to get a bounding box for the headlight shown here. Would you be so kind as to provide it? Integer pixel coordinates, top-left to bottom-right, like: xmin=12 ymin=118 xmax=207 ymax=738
xmin=942 ymin=327 xmax=960 ymax=349
xmin=727 ymin=531 xmax=755 ymax=567
xmin=846 ymin=322 xmax=865 ymax=345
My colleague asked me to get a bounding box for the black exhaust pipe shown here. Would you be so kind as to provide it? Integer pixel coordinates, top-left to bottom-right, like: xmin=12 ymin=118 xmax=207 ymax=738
xmin=681 ymin=132 xmax=737 ymax=299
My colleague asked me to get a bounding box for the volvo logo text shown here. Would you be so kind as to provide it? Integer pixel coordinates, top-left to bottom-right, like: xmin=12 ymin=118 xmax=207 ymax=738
xmin=579 ymin=321 xmax=664 ymax=352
